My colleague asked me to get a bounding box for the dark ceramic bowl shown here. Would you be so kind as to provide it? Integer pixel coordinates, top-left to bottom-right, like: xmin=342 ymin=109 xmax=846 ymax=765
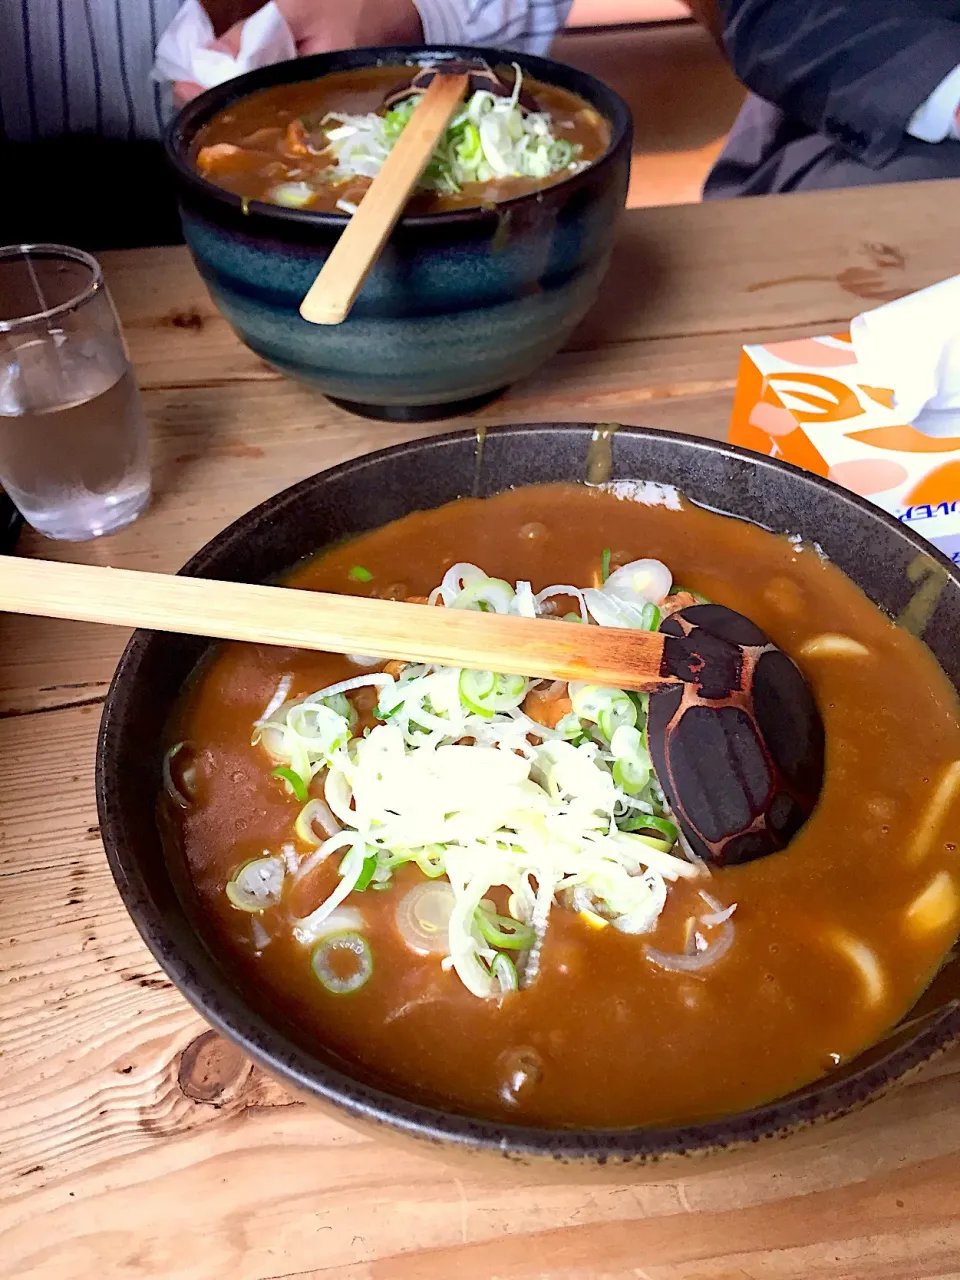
xmin=165 ymin=47 xmax=631 ymax=422
xmin=97 ymin=425 xmax=960 ymax=1167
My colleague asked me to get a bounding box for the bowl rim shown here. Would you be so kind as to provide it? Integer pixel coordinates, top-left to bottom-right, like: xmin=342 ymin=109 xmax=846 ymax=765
xmin=164 ymin=43 xmax=633 ymax=232
xmin=97 ymin=423 xmax=960 ymax=1164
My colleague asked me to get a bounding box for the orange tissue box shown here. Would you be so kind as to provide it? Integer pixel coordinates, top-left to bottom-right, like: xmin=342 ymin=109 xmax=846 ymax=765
xmin=729 ymin=333 xmax=960 ymax=566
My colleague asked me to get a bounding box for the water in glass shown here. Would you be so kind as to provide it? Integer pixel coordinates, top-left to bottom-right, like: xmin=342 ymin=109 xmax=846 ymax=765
xmin=0 ymin=245 xmax=150 ymax=541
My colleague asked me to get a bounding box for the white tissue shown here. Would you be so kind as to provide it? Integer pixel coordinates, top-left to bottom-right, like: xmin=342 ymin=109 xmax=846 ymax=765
xmin=153 ymin=0 xmax=295 ymax=90
xmin=850 ymin=274 xmax=960 ymax=438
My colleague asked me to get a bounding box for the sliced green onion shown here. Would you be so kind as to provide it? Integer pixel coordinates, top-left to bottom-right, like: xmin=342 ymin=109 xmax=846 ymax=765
xmin=451 ymin=577 xmax=515 ymax=614
xmin=610 ymin=724 xmax=652 ymax=792
xmin=270 ymin=181 xmax=315 ymax=208
xmin=324 ymin=70 xmax=576 ymax=198
xmin=570 ymin=683 xmax=628 ymax=724
xmin=644 ymin=816 xmax=679 ymax=842
xmin=256 ymin=693 xmax=354 ymax=780
xmin=491 ymin=952 xmax=518 ymax=994
xmin=459 ymin=668 xmax=496 ymax=718
xmin=458 ymin=669 xmax=527 ymax=718
xmin=640 ymin=602 xmax=661 ymax=631
xmin=457 ymin=120 xmax=482 ymax=163
xmin=475 ymin=907 xmax=536 ymax=950
xmin=311 ymin=931 xmax=373 ymax=994
xmin=621 ymin=830 xmax=675 ymax=855
xmin=557 ymin=713 xmax=584 ymax=740
xmin=600 ymin=547 xmax=611 ymax=582
xmin=272 ymin=765 xmax=309 ymax=803
xmin=295 ymin=798 xmax=335 ymax=845
xmin=342 ymin=850 xmax=377 ymax=892
xmin=355 ymin=854 xmax=378 ymax=892
xmin=620 ymin=813 xmax=679 ymax=842
xmin=379 ymin=847 xmax=414 ymax=870
xmin=349 ymin=565 xmax=374 ymax=582
xmin=569 ymin=687 xmax=638 ymax=742
xmin=597 ymin=695 xmax=638 ymax=743
xmin=275 ymin=552 xmax=692 ymax=1000
xmin=384 ymin=99 xmax=416 ymax=139
xmin=629 ymin=691 xmax=649 ymax=720
xmin=162 ymin=742 xmax=192 ymax=809
xmin=613 ymin=757 xmax=650 ymax=793
xmin=415 ymin=845 xmax=447 ymax=878
xmin=396 ymin=881 xmax=455 ymax=955
xmin=310 ymin=691 xmax=355 ymax=724
xmin=610 ymin=724 xmax=643 ymax=758
xmin=226 ymin=856 xmax=285 ymax=912
xmin=548 ymin=138 xmax=576 ymax=167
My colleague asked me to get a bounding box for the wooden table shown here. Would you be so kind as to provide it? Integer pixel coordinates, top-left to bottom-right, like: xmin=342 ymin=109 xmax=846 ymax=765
xmin=3 ymin=180 xmax=960 ymax=1280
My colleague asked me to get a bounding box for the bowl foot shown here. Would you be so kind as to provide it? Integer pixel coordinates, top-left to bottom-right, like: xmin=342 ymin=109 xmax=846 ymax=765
xmin=327 ymin=388 xmax=507 ymax=423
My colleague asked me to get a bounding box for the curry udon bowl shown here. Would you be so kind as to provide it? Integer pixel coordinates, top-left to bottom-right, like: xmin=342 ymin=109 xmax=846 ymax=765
xmin=165 ymin=48 xmax=631 ymax=421
xmin=97 ymin=425 xmax=960 ymax=1167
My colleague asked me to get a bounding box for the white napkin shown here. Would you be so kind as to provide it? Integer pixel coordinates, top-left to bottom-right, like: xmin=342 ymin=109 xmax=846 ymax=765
xmin=153 ymin=0 xmax=295 ymax=90
xmin=850 ymin=274 xmax=960 ymax=438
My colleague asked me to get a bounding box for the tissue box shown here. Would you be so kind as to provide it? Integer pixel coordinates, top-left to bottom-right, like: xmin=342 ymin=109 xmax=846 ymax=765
xmin=729 ymin=334 xmax=960 ymax=565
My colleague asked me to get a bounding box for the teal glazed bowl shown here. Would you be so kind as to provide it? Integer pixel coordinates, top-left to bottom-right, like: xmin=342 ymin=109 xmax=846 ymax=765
xmin=166 ymin=46 xmax=632 ymax=421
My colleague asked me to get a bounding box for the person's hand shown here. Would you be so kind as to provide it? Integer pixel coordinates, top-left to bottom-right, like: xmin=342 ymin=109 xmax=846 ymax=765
xmin=270 ymin=0 xmax=423 ymax=55
xmin=174 ymin=0 xmax=424 ymax=106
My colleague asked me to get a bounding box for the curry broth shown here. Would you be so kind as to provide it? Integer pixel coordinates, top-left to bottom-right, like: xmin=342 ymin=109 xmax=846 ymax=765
xmin=192 ymin=66 xmax=610 ymax=215
xmin=166 ymin=485 xmax=960 ymax=1128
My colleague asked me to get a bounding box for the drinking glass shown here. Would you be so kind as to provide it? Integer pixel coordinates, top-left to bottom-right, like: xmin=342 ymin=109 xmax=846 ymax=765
xmin=0 ymin=244 xmax=150 ymax=541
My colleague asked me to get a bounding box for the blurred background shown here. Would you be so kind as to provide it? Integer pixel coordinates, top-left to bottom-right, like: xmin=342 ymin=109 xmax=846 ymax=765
xmin=559 ymin=0 xmax=743 ymax=206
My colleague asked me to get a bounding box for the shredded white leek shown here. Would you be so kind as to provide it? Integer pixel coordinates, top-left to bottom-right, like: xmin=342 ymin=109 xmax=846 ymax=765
xmin=258 ymin=674 xmax=293 ymax=725
xmin=248 ymin=558 xmax=721 ymax=988
xmin=320 ymin=63 xmax=585 ymax=197
xmin=244 ymin=556 xmax=716 ymax=998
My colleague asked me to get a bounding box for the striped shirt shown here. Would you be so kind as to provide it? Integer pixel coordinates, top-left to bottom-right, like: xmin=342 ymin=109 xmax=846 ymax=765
xmin=0 ymin=0 xmax=573 ymax=144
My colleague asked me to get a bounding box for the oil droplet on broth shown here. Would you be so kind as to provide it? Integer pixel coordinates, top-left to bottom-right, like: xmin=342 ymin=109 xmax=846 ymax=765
xmin=497 ymin=1046 xmax=543 ymax=1106
xmin=762 ymin=576 xmax=806 ymax=616
xmin=169 ymin=746 xmax=200 ymax=800
xmin=867 ymin=796 xmax=897 ymax=822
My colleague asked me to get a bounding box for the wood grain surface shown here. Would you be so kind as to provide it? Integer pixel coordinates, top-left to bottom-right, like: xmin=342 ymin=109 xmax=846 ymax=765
xmin=3 ymin=180 xmax=960 ymax=1280
xmin=0 ymin=556 xmax=676 ymax=690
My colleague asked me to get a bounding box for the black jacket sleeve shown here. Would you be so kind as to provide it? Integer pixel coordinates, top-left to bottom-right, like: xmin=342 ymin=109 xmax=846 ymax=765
xmin=717 ymin=0 xmax=960 ymax=165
